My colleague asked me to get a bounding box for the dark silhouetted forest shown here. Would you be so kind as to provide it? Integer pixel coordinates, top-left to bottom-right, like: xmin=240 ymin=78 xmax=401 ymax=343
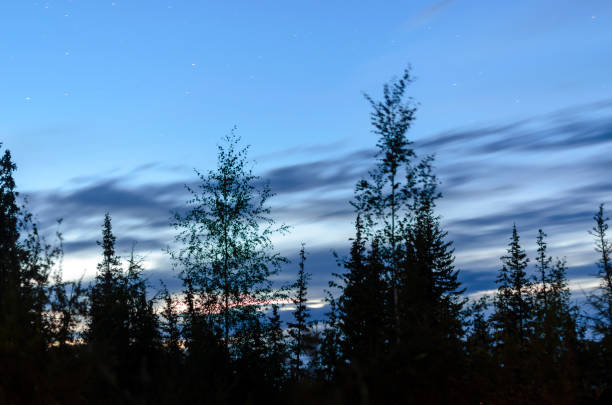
xmin=2 ymin=69 xmax=612 ymax=404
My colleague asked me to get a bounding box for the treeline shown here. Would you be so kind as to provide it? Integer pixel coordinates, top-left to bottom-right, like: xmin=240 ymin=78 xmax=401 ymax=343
xmin=1 ymin=69 xmax=612 ymax=404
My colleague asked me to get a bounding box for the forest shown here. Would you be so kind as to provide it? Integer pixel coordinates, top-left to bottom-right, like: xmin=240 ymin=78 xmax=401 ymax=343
xmin=1 ymin=69 xmax=612 ymax=404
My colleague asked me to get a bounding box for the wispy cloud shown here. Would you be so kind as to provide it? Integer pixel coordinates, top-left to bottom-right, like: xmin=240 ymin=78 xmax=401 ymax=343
xmin=406 ymin=0 xmax=455 ymax=29
xmin=23 ymin=99 xmax=612 ymax=298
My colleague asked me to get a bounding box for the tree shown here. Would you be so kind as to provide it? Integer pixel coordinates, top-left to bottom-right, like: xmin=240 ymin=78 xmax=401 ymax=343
xmin=288 ymin=244 xmax=312 ymax=380
xmin=87 ymin=213 xmax=129 ymax=351
xmin=159 ymin=283 xmax=181 ymax=359
xmin=49 ymin=232 xmax=86 ymax=349
xmin=588 ymin=203 xmax=612 ymax=396
xmin=533 ymin=229 xmax=576 ymax=353
xmin=589 ymin=204 xmax=612 ymax=336
xmin=531 ymin=230 xmax=580 ymax=402
xmin=465 ymin=296 xmax=495 ymax=403
xmin=171 ymin=130 xmax=288 ymax=357
xmin=312 ymin=291 xmax=342 ymax=383
xmin=337 ymin=215 xmax=388 ymax=366
xmin=0 ymin=146 xmax=57 ymax=403
xmin=123 ymin=248 xmax=161 ymax=389
xmin=397 ymin=157 xmax=465 ymax=401
xmin=491 ymin=224 xmax=533 ymax=402
xmin=265 ymin=304 xmax=288 ymax=389
xmin=493 ymin=224 xmax=531 ymax=345
xmin=400 ymin=157 xmax=464 ymax=338
xmin=0 ymin=148 xmax=26 ymax=344
xmin=354 ymin=67 xmax=417 ymax=343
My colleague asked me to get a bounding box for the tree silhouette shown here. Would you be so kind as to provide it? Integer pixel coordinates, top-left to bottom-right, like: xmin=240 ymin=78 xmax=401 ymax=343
xmin=354 ymin=67 xmax=417 ymax=344
xmin=288 ymin=244 xmax=312 ymax=381
xmin=492 ymin=224 xmax=533 ymax=402
xmin=171 ymin=129 xmax=287 ymax=361
xmin=337 ymin=215 xmax=388 ymax=368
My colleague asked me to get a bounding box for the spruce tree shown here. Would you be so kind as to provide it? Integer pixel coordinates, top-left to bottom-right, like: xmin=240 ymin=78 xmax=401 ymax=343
xmin=492 ymin=224 xmax=533 ymax=402
xmin=398 ymin=157 xmax=465 ymax=400
xmin=531 ymin=230 xmax=579 ymax=402
xmin=288 ymin=244 xmax=312 ymax=380
xmin=87 ymin=213 xmax=129 ymax=352
xmin=494 ymin=224 xmax=531 ymax=345
xmin=589 ymin=204 xmax=612 ymax=336
xmin=159 ymin=283 xmax=181 ymax=359
xmin=588 ymin=203 xmax=612 ymax=393
xmin=0 ymin=147 xmax=55 ymax=402
xmin=265 ymin=304 xmax=288 ymax=389
xmin=0 ymin=148 xmax=24 ymax=344
xmin=338 ymin=216 xmax=388 ymax=366
xmin=313 ymin=292 xmax=342 ymax=383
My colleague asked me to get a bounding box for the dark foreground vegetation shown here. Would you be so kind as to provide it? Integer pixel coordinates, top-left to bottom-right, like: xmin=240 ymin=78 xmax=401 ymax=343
xmin=1 ymin=69 xmax=612 ymax=404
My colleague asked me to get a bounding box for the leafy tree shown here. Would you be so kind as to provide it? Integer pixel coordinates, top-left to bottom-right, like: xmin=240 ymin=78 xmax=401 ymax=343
xmin=49 ymin=233 xmax=86 ymax=349
xmin=171 ymin=131 xmax=288 ymax=358
xmin=354 ymin=68 xmax=417 ymax=342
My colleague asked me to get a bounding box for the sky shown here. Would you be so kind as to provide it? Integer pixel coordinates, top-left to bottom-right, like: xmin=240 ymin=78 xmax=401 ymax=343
xmin=1 ymin=0 xmax=611 ymax=307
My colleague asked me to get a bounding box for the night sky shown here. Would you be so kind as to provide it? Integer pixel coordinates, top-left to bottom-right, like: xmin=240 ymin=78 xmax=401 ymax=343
xmin=2 ymin=1 xmax=611 ymax=306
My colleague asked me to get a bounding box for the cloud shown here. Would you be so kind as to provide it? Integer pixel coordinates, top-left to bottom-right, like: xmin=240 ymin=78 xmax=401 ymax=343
xmin=21 ymin=99 xmax=612 ymax=299
xmin=417 ymin=98 xmax=612 ymax=154
xmin=263 ymin=149 xmax=373 ymax=194
xmin=406 ymin=0 xmax=455 ymax=29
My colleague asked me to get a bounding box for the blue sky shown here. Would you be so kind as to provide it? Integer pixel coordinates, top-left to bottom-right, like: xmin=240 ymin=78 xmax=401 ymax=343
xmin=1 ymin=1 xmax=611 ymax=302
